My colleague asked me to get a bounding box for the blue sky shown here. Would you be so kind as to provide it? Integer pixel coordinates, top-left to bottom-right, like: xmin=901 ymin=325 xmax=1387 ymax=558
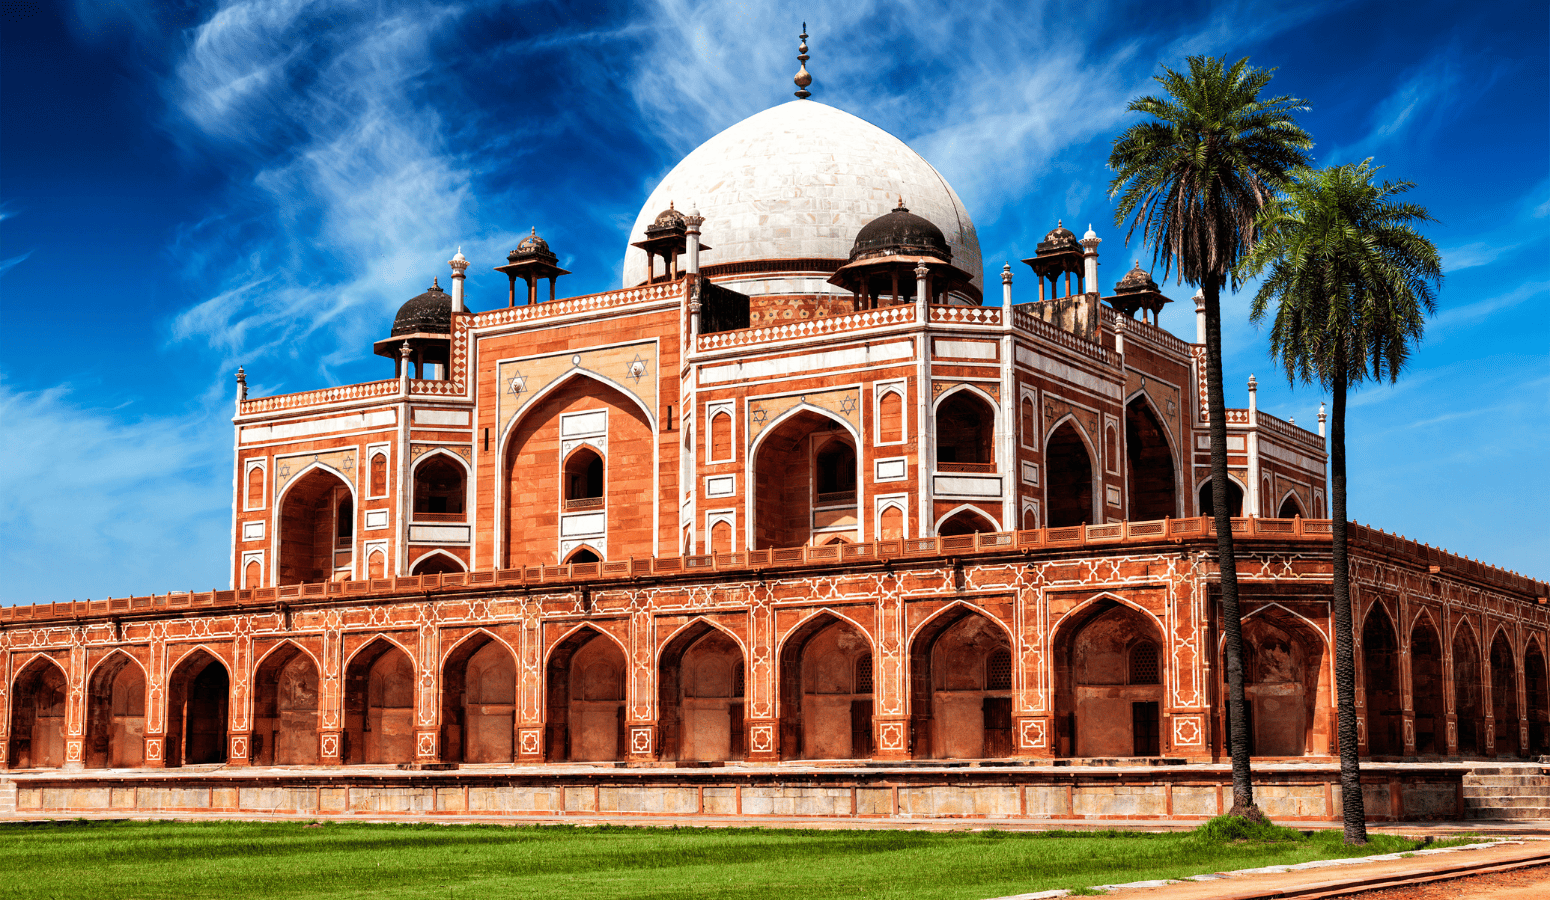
xmin=1 ymin=0 xmax=1545 ymax=603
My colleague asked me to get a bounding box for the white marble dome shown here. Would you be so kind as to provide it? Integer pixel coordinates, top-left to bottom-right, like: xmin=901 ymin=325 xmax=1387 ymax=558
xmin=622 ymin=100 xmax=982 ymax=298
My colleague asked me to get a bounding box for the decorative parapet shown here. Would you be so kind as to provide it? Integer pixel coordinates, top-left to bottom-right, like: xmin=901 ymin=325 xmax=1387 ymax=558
xmin=928 ymin=305 xmax=1001 ymax=327
xmin=696 ymin=303 xmax=914 ymax=351
xmin=238 ymin=380 xmax=398 ymax=416
xmin=7 ymin=517 xmax=1537 ymax=625
xmin=1098 ymin=305 xmax=1190 ymax=359
xmin=1257 ymin=409 xmax=1325 ymax=454
xmin=1011 ymin=304 xmax=1115 ymax=366
xmin=473 ymin=281 xmax=682 ymax=329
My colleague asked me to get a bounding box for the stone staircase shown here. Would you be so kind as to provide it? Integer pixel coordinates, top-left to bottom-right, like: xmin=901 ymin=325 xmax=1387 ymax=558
xmin=1462 ymin=764 xmax=1550 ymax=819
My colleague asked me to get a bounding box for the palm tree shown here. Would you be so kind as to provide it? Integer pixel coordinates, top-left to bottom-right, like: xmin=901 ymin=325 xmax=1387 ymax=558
xmin=1240 ymin=160 xmax=1441 ymax=844
xmin=1109 ymin=55 xmax=1310 ymax=819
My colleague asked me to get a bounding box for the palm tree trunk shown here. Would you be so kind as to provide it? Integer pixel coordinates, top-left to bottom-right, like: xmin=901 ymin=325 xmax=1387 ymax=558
xmin=1330 ymin=375 xmax=1367 ymax=843
xmin=1204 ymin=280 xmax=1255 ymax=815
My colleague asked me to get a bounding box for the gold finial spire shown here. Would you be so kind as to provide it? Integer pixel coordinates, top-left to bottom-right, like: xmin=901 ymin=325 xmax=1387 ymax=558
xmin=793 ymin=23 xmax=812 ymax=99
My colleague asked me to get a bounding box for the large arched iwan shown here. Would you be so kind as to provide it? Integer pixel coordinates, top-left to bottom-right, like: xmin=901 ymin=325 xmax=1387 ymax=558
xmin=778 ymin=613 xmax=874 ymax=760
xmin=658 ymin=622 xmax=745 ymax=762
xmin=908 ymin=606 xmax=1013 ymax=759
xmin=503 ymin=377 xmax=652 ymax=567
xmin=546 ymin=627 xmax=628 ymax=762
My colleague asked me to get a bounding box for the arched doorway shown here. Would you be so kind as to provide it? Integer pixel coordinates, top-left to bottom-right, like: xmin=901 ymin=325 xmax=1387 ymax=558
xmin=165 ymin=650 xmax=229 ymax=767
xmin=441 ymin=635 xmax=515 ymax=764
xmin=1198 ymin=478 xmax=1244 ymax=518
xmin=7 ymin=658 xmax=67 ymax=769
xmin=85 ymin=653 xmax=146 ymax=768
xmin=1410 ymin=617 xmax=1444 ymax=756
xmin=935 ymin=391 xmax=995 ymax=471
xmin=563 ymin=447 xmax=604 ymax=510
xmin=278 ymin=468 xmax=354 ymax=585
xmin=1045 ymin=421 xmax=1094 ymax=528
xmin=1053 ymin=602 xmax=1165 ymax=758
xmin=909 ymin=608 xmax=1013 ymax=759
xmin=1362 ymin=604 xmax=1402 ymax=757
xmin=938 ymin=508 xmax=997 ymax=536
xmin=1527 ymin=641 xmax=1548 ymax=757
xmin=252 ymin=644 xmax=320 ymax=765
xmin=343 ymin=639 xmax=415 ymax=765
xmin=546 ymin=627 xmax=627 ymax=762
xmin=1490 ymin=631 xmax=1520 ymax=758
xmin=659 ymin=623 xmax=745 ymax=762
xmin=1125 ymin=398 xmax=1176 ymax=521
xmin=1453 ymin=626 xmax=1483 ymax=756
xmin=1277 ymin=493 xmax=1306 ymax=519
xmin=1241 ymin=610 xmax=1326 ymax=757
xmin=778 ymin=614 xmax=873 ymax=760
xmin=753 ymin=411 xmax=857 ymax=549
xmin=412 ymin=454 xmax=467 ymax=521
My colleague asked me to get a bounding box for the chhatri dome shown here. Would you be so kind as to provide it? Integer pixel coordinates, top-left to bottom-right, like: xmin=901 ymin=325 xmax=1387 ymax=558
xmin=621 ymin=97 xmax=982 ymax=300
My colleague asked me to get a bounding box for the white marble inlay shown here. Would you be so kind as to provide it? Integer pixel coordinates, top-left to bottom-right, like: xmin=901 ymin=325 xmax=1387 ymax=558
xmin=932 ymin=474 xmax=1003 ymax=497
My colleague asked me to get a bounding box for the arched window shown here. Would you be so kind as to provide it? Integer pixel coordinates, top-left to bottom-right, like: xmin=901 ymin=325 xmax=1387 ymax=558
xmin=1105 ymin=425 xmax=1118 ymax=473
xmin=563 ymin=447 xmax=604 ymax=509
xmin=370 ymin=454 xmax=388 ymax=496
xmin=413 ymin=455 xmax=466 ymax=520
xmin=935 ymin=391 xmax=994 ymax=471
xmin=565 ymin=547 xmax=601 ymax=564
xmin=246 ymin=466 xmax=264 ymax=509
xmin=939 ymin=508 xmax=996 ymax=535
xmin=1129 ymin=641 xmax=1160 ymax=685
xmin=710 ymin=519 xmax=733 ymax=554
xmin=335 ymin=497 xmax=353 ymax=547
xmin=879 ymin=390 xmax=904 ymax=443
xmin=879 ymin=505 xmax=905 ymax=540
xmin=1198 ymin=479 xmax=1244 ymax=518
xmin=367 ymin=550 xmax=386 ymax=579
xmin=1277 ymin=493 xmax=1305 ymax=518
xmin=814 ymin=439 xmax=856 ymax=504
xmin=1046 ymin=421 xmax=1094 ymax=528
xmin=243 ymin=560 xmax=261 ymax=589
xmin=1021 ymin=505 xmax=1038 ymax=530
xmin=709 ymin=412 xmax=732 ymax=461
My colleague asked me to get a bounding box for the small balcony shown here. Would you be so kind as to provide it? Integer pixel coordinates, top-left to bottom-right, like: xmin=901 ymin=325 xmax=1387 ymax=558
xmin=936 ymin=461 xmax=996 ymax=474
xmin=565 ymin=496 xmax=605 ymax=512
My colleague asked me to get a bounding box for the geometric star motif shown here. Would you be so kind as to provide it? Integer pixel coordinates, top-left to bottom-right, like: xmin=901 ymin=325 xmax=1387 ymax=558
xmin=750 ymin=406 xmax=767 ymax=426
xmin=626 ymin=354 xmax=649 ymax=384
xmin=838 ymin=394 xmax=858 ymax=416
xmin=507 ymin=371 xmax=528 ymax=397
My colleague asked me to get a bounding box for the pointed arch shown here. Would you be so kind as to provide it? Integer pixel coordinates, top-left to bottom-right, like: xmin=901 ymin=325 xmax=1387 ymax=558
xmin=656 ymin=616 xmax=750 ymax=665
xmin=545 ymin=623 xmax=628 ymax=762
xmin=1195 ymin=474 xmax=1245 ymax=518
xmin=1410 ymin=612 xmax=1445 ymax=756
xmin=252 ymin=640 xmax=321 ymax=765
xmin=657 ymin=617 xmax=747 ymax=762
xmin=84 ymin=651 xmax=146 ymax=768
xmin=1489 ymin=627 xmax=1522 ymax=757
xmin=562 ymin=545 xmax=603 ymax=564
xmin=441 ymin=629 xmax=516 ymax=763
xmin=499 ymin=369 xmax=656 ymax=450
xmin=1276 ymin=489 xmax=1306 ymax=519
xmin=545 ymin=622 xmax=629 ymax=667
xmin=409 ymin=549 xmax=467 ymax=575
xmin=1045 ymin=414 xmax=1098 ymax=528
xmin=441 ymin=627 xmax=519 ymax=668
xmin=1361 ymin=601 xmax=1402 ymax=756
xmin=777 ymin=610 xmax=876 ymax=760
xmin=165 ymin=648 xmax=230 ymax=767
xmin=410 ymin=448 xmax=469 ymax=522
xmin=1050 ymin=592 xmax=1168 ymax=648
xmin=275 ymin=462 xmax=357 ymax=586
xmin=1050 ymin=594 xmax=1169 ymax=758
xmin=341 ymin=633 xmax=416 ymax=674
xmin=774 ymin=608 xmax=877 ymax=660
xmin=342 ymin=636 xmax=416 ymax=765
xmin=907 ymin=601 xmax=1015 ymax=759
xmin=253 ymin=639 xmax=322 ymax=674
xmin=935 ymin=503 xmax=1001 ymax=536
xmin=1452 ymin=619 xmax=1485 ymax=755
xmin=7 ymin=654 xmax=69 ymax=769
xmin=1240 ymin=601 xmax=1332 ymax=648
xmin=750 ymin=403 xmax=861 ymax=455
xmin=751 ymin=405 xmax=859 ymax=550
xmin=1124 ymin=391 xmax=1179 ymax=521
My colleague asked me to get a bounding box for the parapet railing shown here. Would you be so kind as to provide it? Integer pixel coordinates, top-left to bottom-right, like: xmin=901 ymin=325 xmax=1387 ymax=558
xmin=238 ymin=380 xmax=399 ymax=416
xmin=4 ymin=517 xmax=1541 ymax=624
xmin=928 ymin=305 xmax=1002 ymax=327
xmin=473 ymin=281 xmax=683 ymax=329
xmin=1010 ymin=305 xmax=1115 ymax=367
xmin=1099 ymin=305 xmax=1192 ymax=359
xmin=696 ymin=303 xmax=914 ymax=351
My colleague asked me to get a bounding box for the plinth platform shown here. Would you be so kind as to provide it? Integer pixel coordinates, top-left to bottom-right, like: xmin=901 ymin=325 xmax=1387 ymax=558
xmin=0 ymin=760 xmax=1482 ymax=824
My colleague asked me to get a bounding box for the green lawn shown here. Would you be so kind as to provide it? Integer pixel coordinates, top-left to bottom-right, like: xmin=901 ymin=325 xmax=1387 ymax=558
xmin=0 ymin=819 xmax=1469 ymax=900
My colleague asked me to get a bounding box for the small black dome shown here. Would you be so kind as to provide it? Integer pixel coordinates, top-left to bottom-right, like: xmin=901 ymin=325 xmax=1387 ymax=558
xmin=645 ymin=202 xmax=687 ymax=237
xmin=1037 ymin=220 xmax=1080 ymax=254
xmin=390 ymin=279 xmax=454 ymax=337
xmin=849 ymin=202 xmax=951 ymax=263
xmin=1114 ymin=261 xmax=1159 ymax=294
xmin=507 ymin=227 xmax=558 ymax=264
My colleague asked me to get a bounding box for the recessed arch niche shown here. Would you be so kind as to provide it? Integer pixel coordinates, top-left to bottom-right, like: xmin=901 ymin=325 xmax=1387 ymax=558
xmin=546 ymin=627 xmax=627 ymax=762
xmin=85 ymin=653 xmax=146 ymax=768
xmin=1053 ymin=600 xmax=1166 ymax=758
xmin=441 ymin=634 xmax=516 ymax=764
xmin=7 ymin=657 xmax=68 ymax=769
xmin=908 ymin=607 xmax=1013 ymax=759
xmin=658 ymin=622 xmax=745 ymax=762
xmin=778 ymin=613 xmax=874 ymax=760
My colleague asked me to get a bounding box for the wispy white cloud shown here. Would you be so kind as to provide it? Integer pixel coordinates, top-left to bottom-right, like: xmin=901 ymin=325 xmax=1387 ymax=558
xmin=1431 ymin=279 xmax=1549 ymax=333
xmin=0 ymin=251 xmax=30 ymax=279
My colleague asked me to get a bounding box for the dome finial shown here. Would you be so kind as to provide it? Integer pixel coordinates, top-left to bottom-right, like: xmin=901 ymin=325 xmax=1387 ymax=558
xmin=793 ymin=23 xmax=813 ymax=99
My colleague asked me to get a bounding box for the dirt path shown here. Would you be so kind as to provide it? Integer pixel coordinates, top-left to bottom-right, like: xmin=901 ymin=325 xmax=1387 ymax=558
xmin=1341 ymin=863 xmax=1550 ymax=899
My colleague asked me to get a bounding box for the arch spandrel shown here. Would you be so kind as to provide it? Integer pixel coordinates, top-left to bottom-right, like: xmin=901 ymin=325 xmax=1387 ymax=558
xmin=272 ymin=453 xmax=358 ymax=501
xmin=496 ymin=342 xmax=658 ymax=441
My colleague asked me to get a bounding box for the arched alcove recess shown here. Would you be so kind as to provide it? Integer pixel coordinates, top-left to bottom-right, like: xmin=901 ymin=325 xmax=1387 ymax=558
xmin=1490 ymin=631 xmax=1521 ymax=758
xmin=369 ymin=454 xmax=388 ymax=495
xmin=441 ymin=635 xmax=515 ymax=763
xmin=252 ymin=644 xmax=319 ymax=766
xmin=278 ymin=468 xmax=353 ymax=585
xmin=1198 ymin=478 xmax=1243 ymax=518
xmin=938 ymin=508 xmax=997 ymax=536
xmin=1361 ymin=604 xmax=1402 ymax=757
xmin=709 ymin=412 xmax=732 ymax=460
xmin=411 ymin=553 xmax=465 ymax=576
xmin=658 ymin=622 xmax=745 ymax=762
xmin=367 ymin=551 xmax=386 ymax=579
xmin=564 ymin=546 xmax=602 ymax=565
xmin=1526 ymin=641 xmax=1548 ymax=757
xmin=342 ymin=639 xmax=415 ymax=765
xmin=165 ymin=650 xmax=229 ymax=767
xmin=563 ymin=447 xmax=604 ymax=508
xmin=85 ymin=654 xmax=146 ymax=768
xmin=546 ymin=628 xmax=627 ymax=762
xmin=909 ymin=608 xmax=1013 ymax=759
xmin=1021 ymin=505 xmax=1038 ymax=530
xmin=7 ymin=658 xmax=67 ymax=768
xmin=1046 ymin=421 xmax=1094 ymax=528
xmin=1239 ymin=609 xmax=1327 ymax=757
xmin=1453 ymin=625 xmax=1484 ymax=756
xmin=246 ymin=467 xmax=264 ymax=508
xmin=879 ymin=505 xmax=905 ymax=540
xmin=753 ymin=410 xmax=856 ymax=549
xmin=1277 ymin=493 xmax=1305 ymax=519
xmin=1410 ymin=617 xmax=1445 ymax=756
xmin=778 ymin=614 xmax=873 ymax=760
xmin=503 ymin=376 xmax=652 ymax=567
xmin=412 ymin=454 xmax=466 ymax=521
xmin=880 ymin=391 xmax=904 ymax=443
xmin=1125 ymin=398 xmax=1176 ymax=521
xmin=935 ymin=391 xmax=994 ymax=471
xmin=243 ymin=560 xmax=262 ymax=590
xmin=709 ymin=520 xmax=733 ymax=554
xmin=1052 ymin=601 xmax=1165 ymax=758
